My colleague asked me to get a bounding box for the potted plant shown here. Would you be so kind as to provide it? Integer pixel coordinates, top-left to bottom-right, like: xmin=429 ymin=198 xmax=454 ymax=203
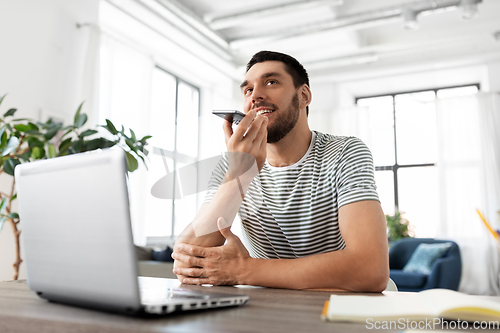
xmin=0 ymin=94 xmax=151 ymax=280
xmin=386 ymin=210 xmax=413 ymax=243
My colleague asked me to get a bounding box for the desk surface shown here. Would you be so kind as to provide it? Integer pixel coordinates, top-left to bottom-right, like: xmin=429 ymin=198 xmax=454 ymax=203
xmin=0 ymin=279 xmax=389 ymax=333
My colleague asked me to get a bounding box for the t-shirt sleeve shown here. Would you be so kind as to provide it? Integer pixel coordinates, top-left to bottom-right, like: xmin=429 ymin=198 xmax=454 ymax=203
xmin=202 ymin=155 xmax=229 ymax=204
xmin=335 ymin=137 xmax=380 ymax=208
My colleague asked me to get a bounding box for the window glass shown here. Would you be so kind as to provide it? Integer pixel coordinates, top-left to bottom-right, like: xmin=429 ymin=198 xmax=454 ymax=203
xmin=437 ymin=85 xmax=478 ymax=99
xmin=176 ymin=82 xmax=199 ymax=157
xmin=143 ymin=153 xmax=175 ymax=236
xmin=395 ymin=91 xmax=437 ymax=165
xmin=398 ymin=166 xmax=439 ymax=237
xmin=357 ymin=96 xmax=395 ymax=166
xmin=374 ymin=170 xmax=395 ymax=215
xmin=150 ymin=68 xmax=176 ymax=151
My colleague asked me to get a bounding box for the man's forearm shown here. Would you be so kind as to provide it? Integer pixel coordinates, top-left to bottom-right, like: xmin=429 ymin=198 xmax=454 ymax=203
xmin=176 ymin=169 xmax=255 ymax=247
xmin=242 ymin=248 xmax=388 ymax=292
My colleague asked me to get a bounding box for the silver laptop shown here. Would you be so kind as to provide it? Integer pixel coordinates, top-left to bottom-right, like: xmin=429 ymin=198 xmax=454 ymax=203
xmin=15 ymin=148 xmax=249 ymax=315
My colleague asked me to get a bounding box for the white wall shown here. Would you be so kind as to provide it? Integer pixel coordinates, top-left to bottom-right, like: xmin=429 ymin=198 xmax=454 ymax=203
xmin=0 ymin=0 xmax=99 ymax=281
xmin=485 ymin=62 xmax=500 ymax=92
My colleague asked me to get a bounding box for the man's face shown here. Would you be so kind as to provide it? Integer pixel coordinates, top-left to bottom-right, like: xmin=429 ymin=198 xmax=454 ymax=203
xmin=240 ymin=61 xmax=301 ymax=143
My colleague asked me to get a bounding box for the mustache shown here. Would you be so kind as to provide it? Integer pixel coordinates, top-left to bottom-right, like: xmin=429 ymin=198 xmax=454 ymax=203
xmin=252 ymin=102 xmax=278 ymax=110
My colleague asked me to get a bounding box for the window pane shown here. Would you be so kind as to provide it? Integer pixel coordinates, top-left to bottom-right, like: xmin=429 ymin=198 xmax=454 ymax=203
xmin=99 ymin=37 xmax=151 ymax=138
xmin=176 ymin=82 xmax=199 ymax=157
xmin=437 ymin=85 xmax=478 ymax=99
xmin=357 ymin=96 xmax=395 ymax=166
xmin=150 ymin=68 xmax=176 ymax=151
xmin=375 ymin=170 xmax=395 ymax=215
xmin=395 ymin=91 xmax=437 ymax=165
xmin=398 ymin=166 xmax=438 ymax=238
xmin=143 ymin=153 xmax=175 ymax=237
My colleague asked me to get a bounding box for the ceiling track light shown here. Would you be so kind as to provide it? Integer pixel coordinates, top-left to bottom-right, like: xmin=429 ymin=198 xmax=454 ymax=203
xmin=460 ymin=0 xmax=480 ymax=20
xmin=402 ymin=8 xmax=419 ymax=30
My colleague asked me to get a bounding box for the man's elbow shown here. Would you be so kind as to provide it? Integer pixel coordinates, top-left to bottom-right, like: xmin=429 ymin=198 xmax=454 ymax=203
xmin=352 ymin=254 xmax=390 ymax=292
xmin=364 ymin=267 xmax=390 ymax=292
xmin=365 ymin=254 xmax=390 ymax=292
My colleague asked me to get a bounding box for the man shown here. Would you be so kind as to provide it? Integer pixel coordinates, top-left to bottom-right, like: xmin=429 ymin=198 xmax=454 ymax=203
xmin=172 ymin=51 xmax=389 ymax=292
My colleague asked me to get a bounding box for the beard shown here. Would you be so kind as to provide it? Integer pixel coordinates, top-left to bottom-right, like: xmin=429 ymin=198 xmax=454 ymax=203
xmin=266 ymin=93 xmax=300 ymax=144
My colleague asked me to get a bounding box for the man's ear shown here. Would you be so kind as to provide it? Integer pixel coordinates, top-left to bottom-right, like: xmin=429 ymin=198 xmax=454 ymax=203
xmin=300 ymin=84 xmax=312 ymax=108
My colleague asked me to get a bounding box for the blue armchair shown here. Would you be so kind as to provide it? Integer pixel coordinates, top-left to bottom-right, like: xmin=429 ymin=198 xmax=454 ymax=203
xmin=389 ymin=238 xmax=462 ymax=292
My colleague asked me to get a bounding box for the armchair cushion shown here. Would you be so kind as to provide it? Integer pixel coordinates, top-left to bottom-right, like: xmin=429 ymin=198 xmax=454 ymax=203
xmin=402 ymin=242 xmax=452 ymax=275
xmin=390 ymin=270 xmax=427 ymax=289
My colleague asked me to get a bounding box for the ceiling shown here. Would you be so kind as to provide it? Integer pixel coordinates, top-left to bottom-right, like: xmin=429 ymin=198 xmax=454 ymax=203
xmin=145 ymin=0 xmax=500 ymax=79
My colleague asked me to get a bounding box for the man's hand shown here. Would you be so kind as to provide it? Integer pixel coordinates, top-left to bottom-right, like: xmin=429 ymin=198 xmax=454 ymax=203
xmin=224 ymin=109 xmax=268 ymax=172
xmin=172 ymin=217 xmax=251 ymax=285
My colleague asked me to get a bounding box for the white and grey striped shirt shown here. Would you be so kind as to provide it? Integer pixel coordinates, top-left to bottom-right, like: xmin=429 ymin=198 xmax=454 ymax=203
xmin=205 ymin=131 xmax=379 ymax=259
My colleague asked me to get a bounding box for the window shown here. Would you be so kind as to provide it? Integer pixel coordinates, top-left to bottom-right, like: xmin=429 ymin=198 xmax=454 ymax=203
xmin=356 ymin=85 xmax=479 ymax=237
xmin=144 ymin=67 xmax=200 ymax=240
xmin=99 ymin=34 xmax=201 ymax=244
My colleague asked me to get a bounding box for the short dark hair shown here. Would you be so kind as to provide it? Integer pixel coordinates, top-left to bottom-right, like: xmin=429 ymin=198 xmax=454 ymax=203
xmin=246 ymin=51 xmax=310 ymax=115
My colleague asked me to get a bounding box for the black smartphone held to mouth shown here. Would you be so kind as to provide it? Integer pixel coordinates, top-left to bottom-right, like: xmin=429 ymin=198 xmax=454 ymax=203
xmin=212 ymin=110 xmax=246 ymax=125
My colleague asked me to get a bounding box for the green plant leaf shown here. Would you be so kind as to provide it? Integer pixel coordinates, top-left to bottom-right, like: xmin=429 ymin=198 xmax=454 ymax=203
xmin=71 ymin=139 xmax=83 ymax=153
xmin=10 ymin=194 xmax=17 ymax=202
xmin=85 ymin=138 xmax=116 ymax=151
xmin=80 ymin=129 xmax=98 ymax=137
xmin=43 ymin=126 xmax=61 ymax=141
xmin=48 ymin=144 xmax=56 ymax=158
xmin=125 ymin=151 xmax=139 ymax=172
xmin=27 ymin=137 xmax=44 ymax=148
xmin=74 ymin=101 xmax=84 ymax=124
xmin=8 ymin=212 xmax=19 ymax=219
xmin=3 ymin=108 xmax=17 ymax=117
xmin=13 ymin=124 xmax=30 ymax=132
xmin=1 ymin=137 xmax=20 ymax=156
xmin=0 ymin=131 xmax=6 ymax=147
xmin=16 ymin=149 xmax=31 ymax=162
xmin=0 ymin=94 xmax=6 ymax=107
xmin=12 ymin=118 xmax=33 ymax=122
xmin=60 ymin=128 xmax=73 ymax=141
xmin=386 ymin=211 xmax=411 ymax=241
xmin=25 ymin=130 xmax=42 ymax=135
xmin=129 ymin=128 xmax=136 ymax=141
xmin=0 ymin=198 xmax=7 ymax=214
xmin=104 ymin=119 xmax=118 ymax=135
xmin=0 ymin=127 xmax=6 ymax=146
xmin=74 ymin=114 xmax=87 ymax=128
xmin=140 ymin=135 xmax=152 ymax=143
xmin=0 ymin=216 xmax=7 ymax=233
xmin=134 ymin=151 xmax=147 ymax=168
xmin=58 ymin=138 xmax=72 ymax=155
xmin=28 ymin=122 xmax=40 ymax=131
xmin=125 ymin=138 xmax=138 ymax=153
xmin=3 ymin=158 xmax=20 ymax=176
xmin=30 ymin=146 xmax=44 ymax=159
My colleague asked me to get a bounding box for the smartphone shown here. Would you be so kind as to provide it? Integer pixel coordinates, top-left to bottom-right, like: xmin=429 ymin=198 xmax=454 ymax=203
xmin=212 ymin=110 xmax=246 ymax=125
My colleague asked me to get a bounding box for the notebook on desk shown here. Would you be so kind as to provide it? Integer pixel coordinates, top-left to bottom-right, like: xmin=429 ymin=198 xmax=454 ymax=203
xmin=15 ymin=148 xmax=249 ymax=315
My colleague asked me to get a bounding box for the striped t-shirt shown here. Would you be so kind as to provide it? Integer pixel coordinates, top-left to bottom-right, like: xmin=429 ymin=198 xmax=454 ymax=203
xmin=204 ymin=131 xmax=379 ymax=259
